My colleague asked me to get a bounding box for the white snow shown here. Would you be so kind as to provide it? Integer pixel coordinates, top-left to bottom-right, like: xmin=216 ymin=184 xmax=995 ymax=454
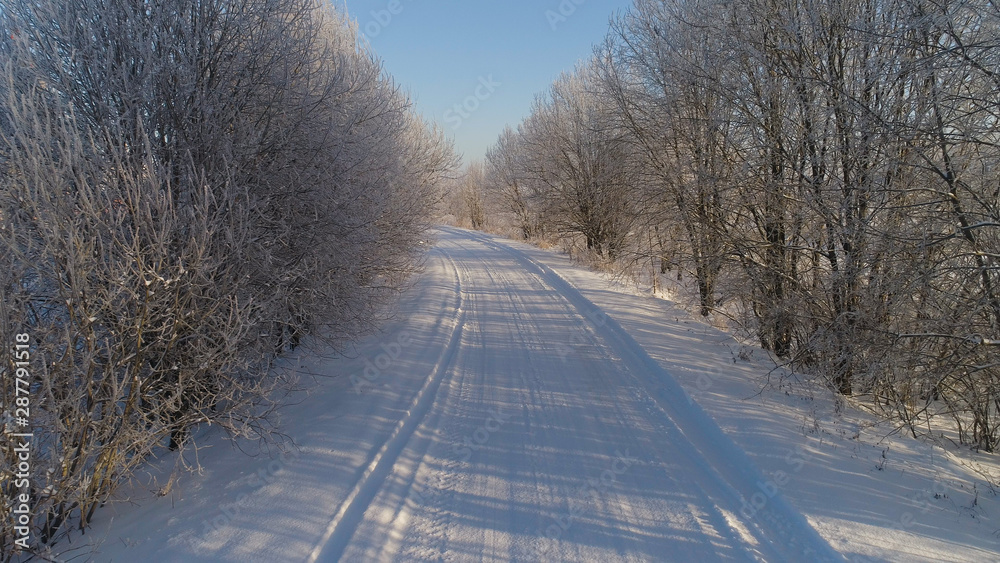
xmin=80 ymin=226 xmax=998 ymax=562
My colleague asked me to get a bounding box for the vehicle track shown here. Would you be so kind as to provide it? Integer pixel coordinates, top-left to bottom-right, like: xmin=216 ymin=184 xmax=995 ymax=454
xmin=320 ymin=227 xmax=842 ymax=562
xmin=452 ymin=227 xmax=842 ymax=562
xmin=306 ymin=249 xmax=467 ymax=563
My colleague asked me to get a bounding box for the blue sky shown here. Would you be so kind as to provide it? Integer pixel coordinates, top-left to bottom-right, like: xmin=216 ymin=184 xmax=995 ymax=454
xmin=337 ymin=1 xmax=634 ymax=164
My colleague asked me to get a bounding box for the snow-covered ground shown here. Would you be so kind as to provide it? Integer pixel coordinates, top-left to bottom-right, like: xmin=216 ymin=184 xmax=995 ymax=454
xmin=80 ymin=227 xmax=998 ymax=562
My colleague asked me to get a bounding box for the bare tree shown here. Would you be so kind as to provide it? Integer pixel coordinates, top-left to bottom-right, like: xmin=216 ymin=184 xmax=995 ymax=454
xmin=602 ymin=0 xmax=737 ymax=315
xmin=489 ymin=0 xmax=1000 ymax=451
xmin=507 ymin=63 xmax=639 ymax=261
xmin=485 ymin=127 xmax=543 ymax=240
xmin=455 ymin=162 xmax=488 ymax=230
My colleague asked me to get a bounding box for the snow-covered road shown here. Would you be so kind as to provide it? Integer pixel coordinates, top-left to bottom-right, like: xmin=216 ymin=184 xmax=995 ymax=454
xmin=306 ymin=227 xmax=839 ymax=562
xmin=92 ymin=227 xmax=1000 ymax=563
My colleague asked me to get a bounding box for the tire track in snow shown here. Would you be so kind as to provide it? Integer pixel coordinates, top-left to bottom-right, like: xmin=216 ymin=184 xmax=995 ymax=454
xmin=306 ymin=250 xmax=466 ymax=563
xmin=413 ymin=237 xmax=551 ymax=562
xmin=441 ymin=230 xmax=734 ymax=560
xmin=467 ymin=233 xmax=764 ymax=561
xmin=449 ymin=227 xmax=843 ymax=562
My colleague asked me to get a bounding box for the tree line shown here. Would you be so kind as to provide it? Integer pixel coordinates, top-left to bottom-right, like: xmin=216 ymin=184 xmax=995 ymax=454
xmin=474 ymin=0 xmax=1000 ymax=453
xmin=0 ymin=0 xmax=456 ymax=557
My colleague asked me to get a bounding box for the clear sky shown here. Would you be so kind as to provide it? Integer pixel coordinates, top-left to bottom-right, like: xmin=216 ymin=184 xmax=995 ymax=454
xmin=337 ymin=1 xmax=634 ymax=164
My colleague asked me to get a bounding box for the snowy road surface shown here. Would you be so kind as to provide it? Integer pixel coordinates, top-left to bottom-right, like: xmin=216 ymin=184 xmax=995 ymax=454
xmin=305 ymin=227 xmax=840 ymax=562
xmin=89 ymin=227 xmax=875 ymax=562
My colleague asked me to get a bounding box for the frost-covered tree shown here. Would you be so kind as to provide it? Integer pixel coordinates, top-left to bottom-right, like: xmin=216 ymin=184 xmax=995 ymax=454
xmin=0 ymin=0 xmax=453 ymax=556
xmin=492 ymin=62 xmax=639 ymax=261
xmin=486 ymin=0 xmax=1000 ymax=451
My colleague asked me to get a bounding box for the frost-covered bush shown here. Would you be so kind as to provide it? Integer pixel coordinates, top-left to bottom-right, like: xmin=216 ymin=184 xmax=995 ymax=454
xmin=0 ymin=0 xmax=454 ymax=557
